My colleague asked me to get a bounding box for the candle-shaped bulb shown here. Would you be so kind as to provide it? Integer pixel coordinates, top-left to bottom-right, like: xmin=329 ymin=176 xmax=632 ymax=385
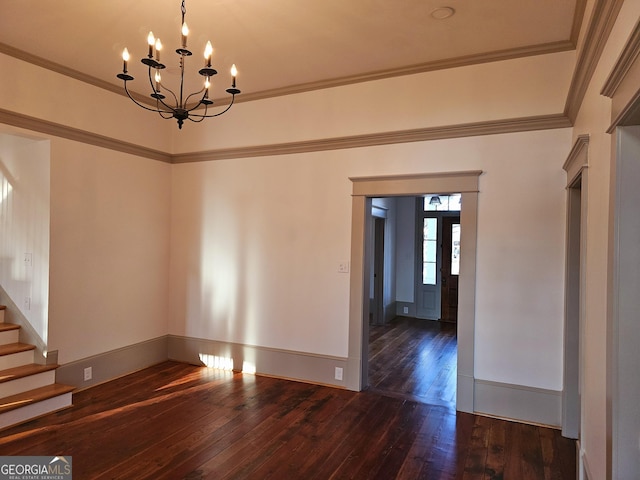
xmin=205 ymin=77 xmax=211 ymax=89
xmin=204 ymin=41 xmax=213 ymax=67
xmin=155 ymin=71 xmax=162 ymax=91
xmin=181 ymin=23 xmax=189 ymax=47
xmin=155 ymin=38 xmax=163 ymax=62
xmin=147 ymin=31 xmax=155 ymax=57
xmin=230 ymin=64 xmax=237 ymax=88
xmin=122 ymin=48 xmax=130 ymax=72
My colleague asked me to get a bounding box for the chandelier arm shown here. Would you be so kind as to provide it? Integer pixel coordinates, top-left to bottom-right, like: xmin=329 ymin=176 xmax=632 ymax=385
xmin=187 ymin=99 xmax=209 ymax=123
xmin=184 ymin=88 xmax=207 ymax=111
xmin=122 ymin=81 xmax=172 ymax=114
xmin=189 ymin=94 xmax=237 ymax=119
xmin=146 ymin=68 xmax=180 ymax=111
xmin=184 ymin=87 xmax=208 ymax=112
xmin=156 ymin=84 xmax=180 ymax=110
xmin=155 ymin=98 xmax=175 ymax=119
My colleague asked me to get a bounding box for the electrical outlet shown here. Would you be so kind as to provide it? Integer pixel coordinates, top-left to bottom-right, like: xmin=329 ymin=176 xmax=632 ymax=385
xmin=403 ymin=306 xmax=409 ymax=314
xmin=334 ymin=367 xmax=343 ymax=381
xmin=338 ymin=262 xmax=350 ymax=273
xmin=23 ymin=297 xmax=31 ymax=311
xmin=24 ymin=253 xmax=32 ymax=267
xmin=84 ymin=366 xmax=92 ymax=381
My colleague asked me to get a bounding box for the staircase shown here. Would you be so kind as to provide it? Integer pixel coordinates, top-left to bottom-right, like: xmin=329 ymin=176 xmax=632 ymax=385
xmin=0 ymin=305 xmax=74 ymax=430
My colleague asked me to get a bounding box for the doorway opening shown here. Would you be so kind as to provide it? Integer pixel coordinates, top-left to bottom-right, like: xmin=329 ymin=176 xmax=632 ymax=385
xmin=365 ymin=192 xmax=463 ymax=408
xmin=347 ymin=171 xmax=480 ymax=414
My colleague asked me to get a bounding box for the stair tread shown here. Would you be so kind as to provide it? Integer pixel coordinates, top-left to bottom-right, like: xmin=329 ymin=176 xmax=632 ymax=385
xmin=0 ymin=323 xmax=20 ymax=333
xmin=0 ymin=343 xmax=35 ymax=357
xmin=0 ymin=383 xmax=75 ymax=414
xmin=0 ymin=363 xmax=58 ymax=384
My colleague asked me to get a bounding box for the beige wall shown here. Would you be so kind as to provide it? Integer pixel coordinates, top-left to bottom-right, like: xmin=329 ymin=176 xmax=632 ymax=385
xmin=48 ymin=139 xmax=171 ymax=364
xmin=571 ymin=1 xmax=640 ymax=479
xmin=170 ymin=127 xmax=571 ymax=390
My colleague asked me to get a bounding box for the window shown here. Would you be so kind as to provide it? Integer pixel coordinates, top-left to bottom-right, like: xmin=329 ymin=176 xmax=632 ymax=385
xmin=424 ymin=194 xmax=461 ymax=212
xmin=422 ymin=217 xmax=437 ymax=285
xmin=451 ymin=223 xmax=461 ymax=275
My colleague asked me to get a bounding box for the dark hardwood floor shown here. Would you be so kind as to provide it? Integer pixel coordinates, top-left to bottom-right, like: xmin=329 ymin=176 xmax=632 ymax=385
xmin=0 ymin=360 xmax=576 ymax=479
xmin=368 ymin=316 xmax=457 ymax=407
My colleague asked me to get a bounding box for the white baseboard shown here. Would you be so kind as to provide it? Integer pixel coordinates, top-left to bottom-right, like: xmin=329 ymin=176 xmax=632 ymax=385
xmin=167 ymin=335 xmax=348 ymax=388
xmin=474 ymin=379 xmax=562 ymax=427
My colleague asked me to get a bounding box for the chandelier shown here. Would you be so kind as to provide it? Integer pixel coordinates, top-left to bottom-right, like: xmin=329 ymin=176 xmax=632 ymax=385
xmin=117 ymin=0 xmax=241 ymax=129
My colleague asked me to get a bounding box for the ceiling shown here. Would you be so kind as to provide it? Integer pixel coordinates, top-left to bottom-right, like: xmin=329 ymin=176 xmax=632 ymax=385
xmin=0 ymin=0 xmax=582 ymax=104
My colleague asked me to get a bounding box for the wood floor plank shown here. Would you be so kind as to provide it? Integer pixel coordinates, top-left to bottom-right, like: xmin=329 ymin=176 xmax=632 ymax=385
xmin=462 ymin=415 xmax=491 ymax=479
xmin=368 ymin=317 xmax=457 ymax=407
xmin=0 ymin=360 xmax=576 ymax=479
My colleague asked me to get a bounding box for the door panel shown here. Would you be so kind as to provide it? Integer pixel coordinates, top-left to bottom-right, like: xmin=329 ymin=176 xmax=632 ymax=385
xmin=371 ymin=217 xmax=385 ymax=325
xmin=441 ymin=217 xmax=460 ymax=323
xmin=416 ymin=215 xmax=440 ymax=319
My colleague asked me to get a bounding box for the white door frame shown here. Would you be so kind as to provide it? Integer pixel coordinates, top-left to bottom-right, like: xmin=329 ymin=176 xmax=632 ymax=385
xmin=346 ymin=171 xmax=481 ymax=413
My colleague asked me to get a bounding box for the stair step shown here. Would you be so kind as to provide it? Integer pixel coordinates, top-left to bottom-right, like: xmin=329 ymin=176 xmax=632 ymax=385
xmin=0 ymin=364 xmax=58 ymax=398
xmin=0 ymin=343 xmax=35 ymax=356
xmin=0 ymin=363 xmax=58 ymax=384
xmin=0 ymin=383 xmax=75 ymax=415
xmin=0 ymin=323 xmax=19 ymax=333
xmin=0 ymin=305 xmax=5 ymax=323
xmin=0 ymin=343 xmax=35 ymax=370
xmin=0 ymin=383 xmax=74 ymax=430
xmin=0 ymin=323 xmax=20 ymax=345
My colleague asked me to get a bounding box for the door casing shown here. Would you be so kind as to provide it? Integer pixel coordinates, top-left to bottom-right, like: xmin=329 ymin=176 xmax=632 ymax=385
xmin=347 ymin=171 xmax=481 ymax=414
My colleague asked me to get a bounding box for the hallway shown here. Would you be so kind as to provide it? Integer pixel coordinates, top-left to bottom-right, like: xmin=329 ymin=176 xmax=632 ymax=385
xmin=369 ymin=316 xmax=457 ymax=408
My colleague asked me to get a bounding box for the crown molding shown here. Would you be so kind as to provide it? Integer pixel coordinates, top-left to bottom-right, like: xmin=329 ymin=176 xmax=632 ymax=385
xmin=238 ymin=41 xmax=575 ymax=103
xmin=571 ymin=0 xmax=589 ymax=47
xmin=2 ymin=39 xmax=574 ymax=107
xmin=0 ymin=108 xmax=570 ymax=164
xmin=0 ymin=108 xmax=171 ymax=163
xmin=601 ymin=18 xmax=640 ymax=97
xmin=564 ymin=0 xmax=625 ymax=122
xmin=173 ymin=114 xmax=571 ymax=163
xmin=0 ymin=43 xmax=159 ymax=108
